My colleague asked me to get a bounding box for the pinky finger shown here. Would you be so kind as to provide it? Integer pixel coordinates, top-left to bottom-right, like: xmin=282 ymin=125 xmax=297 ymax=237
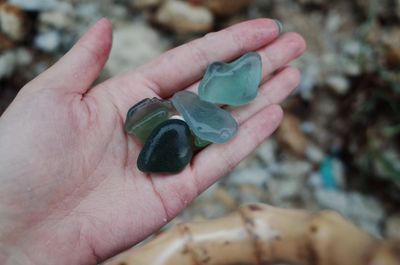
xmin=191 ymin=104 xmax=283 ymax=192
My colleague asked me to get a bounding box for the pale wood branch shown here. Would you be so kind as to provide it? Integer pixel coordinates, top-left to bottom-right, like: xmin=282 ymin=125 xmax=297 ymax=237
xmin=105 ymin=203 xmax=400 ymax=265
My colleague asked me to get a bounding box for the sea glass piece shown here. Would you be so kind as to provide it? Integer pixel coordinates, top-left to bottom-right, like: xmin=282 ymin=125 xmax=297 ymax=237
xmin=194 ymin=136 xmax=211 ymax=148
xmin=169 ymin=115 xmax=210 ymax=148
xmin=171 ymin=91 xmax=238 ymax=144
xmin=137 ymin=119 xmax=193 ymax=173
xmin=198 ymin=52 xmax=262 ymax=106
xmin=124 ymin=98 xmax=175 ymax=142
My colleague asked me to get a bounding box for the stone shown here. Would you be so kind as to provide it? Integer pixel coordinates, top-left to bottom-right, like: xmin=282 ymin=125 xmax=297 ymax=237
xmin=131 ymin=0 xmax=162 ymax=9
xmin=198 ymin=52 xmax=262 ymax=106
xmin=268 ymin=175 xmax=304 ymax=204
xmin=385 ymin=214 xmax=400 ymax=239
xmin=201 ymin=0 xmax=252 ymax=16
xmin=14 ymin=47 xmax=32 ymax=66
xmin=137 ymin=119 xmax=193 ymax=173
xmin=213 ymin=187 xmax=237 ymax=210
xmin=124 ymin=98 xmax=175 ymax=142
xmin=0 ymin=33 xmax=14 ymax=51
xmin=0 ymin=48 xmax=31 ymax=80
xmin=277 ymin=113 xmax=307 ymax=156
xmin=0 ymin=51 xmax=16 ymax=80
xmin=326 ymin=75 xmax=350 ymax=95
xmin=155 ymin=0 xmax=213 ymax=34
xmin=256 ymin=140 xmax=277 ymax=165
xmin=105 ymin=22 xmax=170 ymax=75
xmin=279 ymin=160 xmax=312 ymax=179
xmin=171 ymin=91 xmax=238 ymax=144
xmin=0 ymin=3 xmax=30 ymax=42
xmin=229 ymin=166 xmax=271 ymax=186
xmin=39 ymin=10 xmax=74 ymax=30
xmin=305 ymin=144 xmax=324 ymax=163
xmin=397 ymin=0 xmax=400 ymax=19
xmin=34 ymin=30 xmax=61 ymax=52
xmin=8 ymin=0 xmax=59 ymax=11
xmin=314 ymin=190 xmax=384 ymax=237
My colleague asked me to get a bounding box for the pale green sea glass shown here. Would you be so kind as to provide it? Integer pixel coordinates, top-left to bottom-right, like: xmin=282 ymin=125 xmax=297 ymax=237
xmin=124 ymin=98 xmax=175 ymax=142
xmin=198 ymin=52 xmax=262 ymax=106
xmin=171 ymin=91 xmax=238 ymax=144
xmin=194 ymin=136 xmax=211 ymax=148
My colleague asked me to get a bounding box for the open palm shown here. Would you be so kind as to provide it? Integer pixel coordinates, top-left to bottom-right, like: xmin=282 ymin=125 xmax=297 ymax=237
xmin=0 ymin=19 xmax=305 ymax=265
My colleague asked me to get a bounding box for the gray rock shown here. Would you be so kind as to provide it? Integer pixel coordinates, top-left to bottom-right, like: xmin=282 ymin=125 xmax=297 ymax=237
xmin=315 ymin=189 xmax=384 ymax=237
xmin=373 ymin=149 xmax=400 ymax=181
xmin=268 ymin=176 xmax=304 ymax=203
xmin=293 ymin=55 xmax=319 ymax=100
xmin=0 ymin=51 xmax=16 ymax=80
xmin=279 ymin=160 xmax=312 ymax=179
xmin=39 ymin=10 xmax=74 ymax=29
xmin=305 ymin=144 xmax=325 ymax=163
xmin=34 ymin=31 xmax=61 ymax=52
xmin=8 ymin=0 xmax=59 ymax=11
xmin=256 ymin=139 xmax=277 ymax=165
xmin=0 ymin=3 xmax=28 ymax=42
xmin=14 ymin=48 xmax=32 ymax=66
xmin=105 ymin=22 xmax=170 ymax=76
xmin=308 ymin=171 xmax=323 ymax=188
xmin=229 ymin=167 xmax=271 ymax=186
xmin=385 ymin=214 xmax=400 ymax=239
xmin=397 ymin=0 xmax=400 ymax=18
xmin=155 ymin=0 xmax=213 ymax=33
xmin=132 ymin=0 xmax=163 ymax=9
xmin=326 ymin=75 xmax=350 ymax=95
xmin=0 ymin=48 xmax=32 ymax=80
xmin=315 ymin=189 xmax=347 ymax=214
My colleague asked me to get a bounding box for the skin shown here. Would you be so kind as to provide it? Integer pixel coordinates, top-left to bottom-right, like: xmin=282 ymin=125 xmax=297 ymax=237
xmin=0 ymin=18 xmax=306 ymax=265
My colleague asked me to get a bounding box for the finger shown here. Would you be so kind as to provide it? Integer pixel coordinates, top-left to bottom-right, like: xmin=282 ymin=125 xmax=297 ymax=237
xmin=228 ymin=66 xmax=300 ymax=124
xmin=185 ymin=32 xmax=306 ymax=93
xmin=259 ymin=32 xmax=305 ymax=81
xmin=29 ymin=18 xmax=113 ymax=94
xmin=192 ymin=104 xmax=283 ymax=192
xmin=122 ymin=18 xmax=281 ymax=98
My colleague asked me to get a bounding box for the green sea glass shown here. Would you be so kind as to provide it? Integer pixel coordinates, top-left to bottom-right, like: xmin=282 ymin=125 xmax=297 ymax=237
xmin=171 ymin=91 xmax=238 ymax=144
xmin=124 ymin=98 xmax=175 ymax=142
xmin=137 ymin=119 xmax=193 ymax=173
xmin=194 ymin=137 xmax=211 ymax=148
xmin=198 ymin=52 xmax=262 ymax=106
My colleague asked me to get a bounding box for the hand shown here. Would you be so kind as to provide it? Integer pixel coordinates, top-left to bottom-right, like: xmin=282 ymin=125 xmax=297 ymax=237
xmin=0 ymin=18 xmax=305 ymax=265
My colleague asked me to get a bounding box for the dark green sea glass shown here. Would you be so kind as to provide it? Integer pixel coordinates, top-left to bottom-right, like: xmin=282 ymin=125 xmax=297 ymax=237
xmin=124 ymin=98 xmax=175 ymax=142
xmin=198 ymin=52 xmax=262 ymax=106
xmin=137 ymin=119 xmax=193 ymax=173
xmin=171 ymin=91 xmax=238 ymax=144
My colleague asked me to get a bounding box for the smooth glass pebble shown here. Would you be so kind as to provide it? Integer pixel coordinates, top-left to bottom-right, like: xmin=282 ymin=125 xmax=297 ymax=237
xmin=171 ymin=91 xmax=238 ymax=144
xmin=170 ymin=115 xmax=210 ymax=147
xmin=124 ymin=98 xmax=175 ymax=142
xmin=194 ymin=136 xmax=211 ymax=148
xmin=198 ymin=52 xmax=262 ymax=106
xmin=137 ymin=119 xmax=193 ymax=173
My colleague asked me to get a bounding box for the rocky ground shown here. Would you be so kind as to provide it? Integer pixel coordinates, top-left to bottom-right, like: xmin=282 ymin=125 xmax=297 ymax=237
xmin=0 ymin=0 xmax=399 ymax=242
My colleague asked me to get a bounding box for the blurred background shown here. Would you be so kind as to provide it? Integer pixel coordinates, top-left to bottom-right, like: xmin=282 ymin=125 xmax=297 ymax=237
xmin=0 ymin=0 xmax=399 ymax=240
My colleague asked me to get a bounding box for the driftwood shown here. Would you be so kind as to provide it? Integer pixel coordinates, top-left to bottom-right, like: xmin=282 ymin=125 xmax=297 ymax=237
xmin=105 ymin=203 xmax=400 ymax=265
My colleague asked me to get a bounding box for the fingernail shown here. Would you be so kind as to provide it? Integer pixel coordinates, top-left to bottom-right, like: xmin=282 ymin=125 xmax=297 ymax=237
xmin=273 ymin=19 xmax=283 ymax=34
